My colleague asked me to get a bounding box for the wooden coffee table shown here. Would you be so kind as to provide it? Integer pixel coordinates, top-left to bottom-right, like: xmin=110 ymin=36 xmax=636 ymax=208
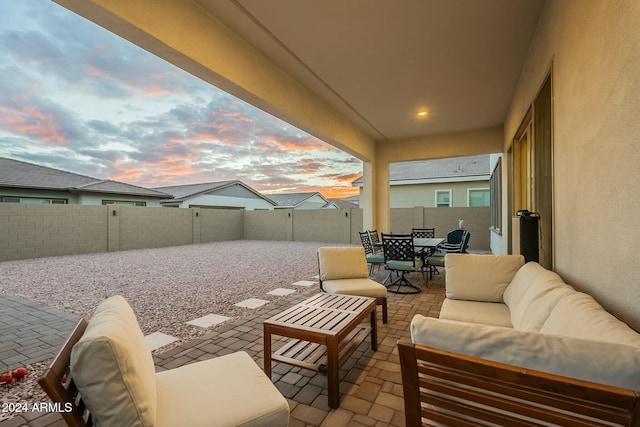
xmin=263 ymin=293 xmax=378 ymax=408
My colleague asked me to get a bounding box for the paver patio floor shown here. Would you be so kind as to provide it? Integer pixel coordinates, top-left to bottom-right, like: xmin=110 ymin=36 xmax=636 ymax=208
xmin=1 ymin=269 xmax=445 ymax=427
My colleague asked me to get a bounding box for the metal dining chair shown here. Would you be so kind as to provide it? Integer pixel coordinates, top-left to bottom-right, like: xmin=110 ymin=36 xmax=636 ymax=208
xmin=359 ymin=231 xmax=385 ymax=275
xmin=381 ymin=233 xmax=425 ymax=294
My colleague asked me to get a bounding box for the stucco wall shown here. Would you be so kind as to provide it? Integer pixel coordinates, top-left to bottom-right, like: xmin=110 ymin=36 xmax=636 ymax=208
xmin=504 ymin=1 xmax=640 ymax=329
xmin=390 ymin=181 xmax=489 ymax=208
xmin=244 ymin=209 xmax=293 ymax=241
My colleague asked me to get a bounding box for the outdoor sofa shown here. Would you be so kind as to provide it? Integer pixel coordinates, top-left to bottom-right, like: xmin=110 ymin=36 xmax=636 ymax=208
xmin=400 ymin=254 xmax=640 ymax=425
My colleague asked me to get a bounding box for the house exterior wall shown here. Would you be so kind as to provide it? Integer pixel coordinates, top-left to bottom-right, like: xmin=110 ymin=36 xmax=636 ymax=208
xmin=0 ymin=188 xmax=80 ymax=204
xmin=297 ymin=195 xmax=330 ymax=210
xmin=388 ymin=181 xmax=489 ymax=208
xmin=0 ymin=187 xmax=163 ymax=207
xmin=504 ymin=0 xmax=640 ymax=330
xmin=77 ymin=193 xmax=163 ymax=207
xmin=183 ymin=193 xmax=274 ymax=210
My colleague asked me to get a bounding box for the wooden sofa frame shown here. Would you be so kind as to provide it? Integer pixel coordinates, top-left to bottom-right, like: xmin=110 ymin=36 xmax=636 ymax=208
xmin=38 ymin=317 xmax=92 ymax=427
xmin=398 ymin=340 xmax=640 ymax=427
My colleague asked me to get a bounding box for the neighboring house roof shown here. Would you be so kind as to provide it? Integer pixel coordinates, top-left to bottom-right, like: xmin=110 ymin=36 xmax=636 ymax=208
xmin=267 ymin=192 xmax=329 ymax=208
xmin=352 ymin=154 xmax=491 ymax=186
xmin=155 ymin=180 xmax=276 ymax=205
xmin=0 ymin=157 xmax=170 ymax=198
xmin=327 ymin=198 xmax=359 ymax=209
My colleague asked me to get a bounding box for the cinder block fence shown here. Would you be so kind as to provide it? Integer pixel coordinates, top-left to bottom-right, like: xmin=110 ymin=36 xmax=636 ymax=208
xmin=0 ymin=204 xmax=489 ymax=261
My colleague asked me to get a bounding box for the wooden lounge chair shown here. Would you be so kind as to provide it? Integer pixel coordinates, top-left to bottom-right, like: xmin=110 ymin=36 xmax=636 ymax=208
xmin=38 ymin=296 xmax=289 ymax=427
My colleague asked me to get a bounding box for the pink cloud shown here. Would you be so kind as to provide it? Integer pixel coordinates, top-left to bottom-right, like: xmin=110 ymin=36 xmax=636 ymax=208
xmin=0 ymin=105 xmax=67 ymax=144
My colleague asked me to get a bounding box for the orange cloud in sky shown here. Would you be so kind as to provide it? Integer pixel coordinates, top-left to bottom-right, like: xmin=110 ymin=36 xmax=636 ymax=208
xmin=0 ymin=105 xmax=66 ymax=144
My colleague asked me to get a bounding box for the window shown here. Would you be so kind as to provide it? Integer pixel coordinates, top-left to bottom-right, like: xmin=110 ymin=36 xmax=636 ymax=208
xmin=435 ymin=190 xmax=451 ymax=207
xmin=468 ymin=189 xmax=490 ymax=207
xmin=1 ymin=196 xmax=67 ymax=204
xmin=102 ymin=200 xmax=146 ymax=207
xmin=490 ymin=158 xmax=502 ymax=233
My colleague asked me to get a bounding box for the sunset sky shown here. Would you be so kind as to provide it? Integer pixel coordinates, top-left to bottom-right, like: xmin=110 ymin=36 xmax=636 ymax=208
xmin=0 ymin=1 xmax=362 ymax=199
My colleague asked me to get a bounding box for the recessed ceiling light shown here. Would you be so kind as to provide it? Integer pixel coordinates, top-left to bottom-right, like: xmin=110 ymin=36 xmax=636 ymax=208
xmin=417 ymin=110 xmax=428 ymax=118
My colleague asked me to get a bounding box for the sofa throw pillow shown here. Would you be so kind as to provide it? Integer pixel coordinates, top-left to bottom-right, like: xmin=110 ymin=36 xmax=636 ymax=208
xmin=503 ymin=261 xmax=546 ymax=307
xmin=318 ymin=247 xmax=369 ymax=281
xmin=445 ymin=254 xmax=524 ymax=302
xmin=508 ymin=269 xmax=574 ymax=332
xmin=410 ymin=314 xmax=640 ymax=389
xmin=71 ymin=295 xmax=157 ymax=427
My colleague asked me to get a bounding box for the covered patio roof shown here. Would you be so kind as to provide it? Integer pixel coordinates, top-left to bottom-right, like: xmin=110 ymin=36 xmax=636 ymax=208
xmin=51 ymin=0 xmax=544 ymax=231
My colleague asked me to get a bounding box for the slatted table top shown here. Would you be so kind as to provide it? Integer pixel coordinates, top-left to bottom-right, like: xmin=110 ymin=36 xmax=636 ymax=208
xmin=263 ymin=293 xmax=376 ymax=337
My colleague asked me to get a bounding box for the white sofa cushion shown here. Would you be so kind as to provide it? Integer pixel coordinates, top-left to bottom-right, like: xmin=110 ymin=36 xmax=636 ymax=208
xmin=322 ymin=278 xmax=387 ymax=298
xmin=410 ymin=315 xmax=640 ymax=389
xmin=71 ymin=295 xmax=156 ymax=427
xmin=439 ymin=299 xmax=512 ymax=328
xmin=318 ymin=247 xmax=369 ymax=281
xmin=156 ymin=351 xmax=289 ymax=427
xmin=507 ymin=269 xmax=575 ymax=332
xmin=541 ymin=291 xmax=640 ymax=347
xmin=502 ymin=261 xmax=544 ymax=307
xmin=445 ymin=254 xmax=524 ymax=302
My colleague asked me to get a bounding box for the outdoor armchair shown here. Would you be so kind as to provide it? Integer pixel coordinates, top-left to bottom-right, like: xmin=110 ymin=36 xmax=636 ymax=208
xmin=38 ymin=295 xmax=289 ymax=427
xmin=317 ymin=246 xmax=388 ymax=323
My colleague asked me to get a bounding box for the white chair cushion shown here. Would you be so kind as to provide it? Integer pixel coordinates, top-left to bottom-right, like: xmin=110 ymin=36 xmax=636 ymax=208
xmin=508 ymin=269 xmax=575 ymax=332
xmin=439 ymin=299 xmax=512 ymax=327
xmin=410 ymin=315 xmax=640 ymax=389
xmin=445 ymin=254 xmax=524 ymax=302
xmin=71 ymin=295 xmax=156 ymax=427
xmin=156 ymin=351 xmax=289 ymax=427
xmin=318 ymin=247 xmax=369 ymax=281
xmin=322 ymin=278 xmax=387 ymax=298
xmin=541 ymin=291 xmax=640 ymax=347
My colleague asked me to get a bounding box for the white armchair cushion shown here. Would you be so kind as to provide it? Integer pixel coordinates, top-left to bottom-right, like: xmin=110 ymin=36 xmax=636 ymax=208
xmin=156 ymin=352 xmax=289 ymax=427
xmin=507 ymin=269 xmax=575 ymax=332
xmin=410 ymin=315 xmax=640 ymax=389
xmin=71 ymin=295 xmax=156 ymax=427
xmin=322 ymin=278 xmax=387 ymax=298
xmin=318 ymin=247 xmax=369 ymax=281
xmin=541 ymin=291 xmax=640 ymax=347
xmin=445 ymin=254 xmax=524 ymax=302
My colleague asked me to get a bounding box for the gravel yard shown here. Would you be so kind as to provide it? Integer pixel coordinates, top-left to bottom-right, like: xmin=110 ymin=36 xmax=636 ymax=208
xmin=0 ymin=240 xmax=352 ymax=418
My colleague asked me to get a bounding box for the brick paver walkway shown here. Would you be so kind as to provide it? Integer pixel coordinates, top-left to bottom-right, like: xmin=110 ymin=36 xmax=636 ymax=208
xmin=2 ymin=272 xmax=445 ymax=427
xmin=0 ymin=295 xmax=79 ymax=372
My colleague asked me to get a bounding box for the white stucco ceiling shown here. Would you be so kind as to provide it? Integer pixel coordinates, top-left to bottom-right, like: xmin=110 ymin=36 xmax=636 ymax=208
xmin=196 ymin=0 xmax=546 ymax=141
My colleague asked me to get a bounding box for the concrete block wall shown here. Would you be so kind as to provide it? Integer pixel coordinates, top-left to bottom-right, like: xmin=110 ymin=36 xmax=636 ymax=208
xmin=0 ymin=204 xmax=107 ymax=261
xmin=293 ymin=209 xmax=352 ymax=243
xmin=119 ymin=206 xmax=193 ymax=251
xmin=389 ymin=206 xmax=490 ymax=250
xmin=0 ymin=204 xmax=489 ymax=262
xmin=244 ymin=209 xmax=293 ymax=241
xmin=200 ymin=208 xmax=244 ymax=242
